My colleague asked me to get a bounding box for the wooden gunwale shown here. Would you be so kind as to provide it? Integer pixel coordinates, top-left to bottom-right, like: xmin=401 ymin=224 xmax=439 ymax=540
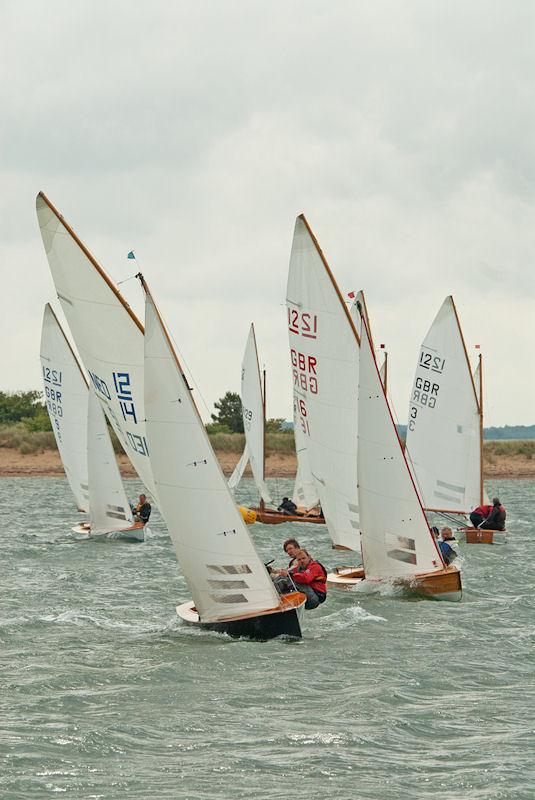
xmin=254 ymin=507 xmax=325 ymax=525
xmin=204 ymin=590 xmax=305 ymax=624
xmin=37 ymin=192 xmax=144 ymax=335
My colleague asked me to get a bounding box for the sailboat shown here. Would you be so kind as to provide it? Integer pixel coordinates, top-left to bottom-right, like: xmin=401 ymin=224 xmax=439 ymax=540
xmin=71 ymin=388 xmax=145 ymax=541
xmin=404 ymin=296 xmax=504 ymax=544
xmin=40 ymin=304 xmax=89 ymax=513
xmin=36 ymin=192 xmax=155 ymax=502
xmin=286 ymin=215 xmax=361 ymax=551
xmin=40 ymin=304 xmax=145 ymax=541
xmin=141 ymin=277 xmax=306 ymax=639
xmin=229 ymin=324 xmax=324 ymax=525
xmin=327 ymin=305 xmax=462 ymax=601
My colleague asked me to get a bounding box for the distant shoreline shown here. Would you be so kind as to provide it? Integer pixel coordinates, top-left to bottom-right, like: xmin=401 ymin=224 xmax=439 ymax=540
xmin=0 ymin=447 xmax=533 ymax=480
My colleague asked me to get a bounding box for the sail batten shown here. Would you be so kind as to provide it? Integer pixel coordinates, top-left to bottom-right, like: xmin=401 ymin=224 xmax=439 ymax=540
xmin=286 ymin=216 xmax=360 ymax=550
xmin=143 ymin=284 xmax=280 ymax=623
xmin=405 ymin=296 xmax=482 ymax=513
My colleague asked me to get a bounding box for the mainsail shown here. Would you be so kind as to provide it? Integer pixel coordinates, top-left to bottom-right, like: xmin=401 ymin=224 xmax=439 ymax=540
xmin=358 ymin=309 xmax=443 ymax=579
xmin=405 ymin=296 xmax=482 ymax=513
xmin=143 ymin=283 xmax=280 ymax=623
xmin=231 ymin=325 xmax=272 ymax=504
xmin=40 ymin=304 xmax=89 ymax=512
xmin=286 ymin=215 xmax=360 ymax=550
xmin=87 ymin=387 xmax=135 ymax=534
xmin=36 ymin=192 xmax=155 ymax=498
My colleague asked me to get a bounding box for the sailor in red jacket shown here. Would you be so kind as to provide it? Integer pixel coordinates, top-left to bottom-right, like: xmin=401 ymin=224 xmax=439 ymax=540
xmin=469 ymin=504 xmax=492 ymax=529
xmin=470 ymin=499 xmax=506 ymax=531
xmin=280 ymin=549 xmax=327 ymax=609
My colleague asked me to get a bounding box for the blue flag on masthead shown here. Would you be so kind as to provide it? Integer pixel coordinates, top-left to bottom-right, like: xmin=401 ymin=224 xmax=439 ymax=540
xmin=127 ymin=251 xmax=136 ymax=260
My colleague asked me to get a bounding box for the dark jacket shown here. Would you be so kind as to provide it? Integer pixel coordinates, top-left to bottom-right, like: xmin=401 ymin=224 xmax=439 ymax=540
xmin=136 ymin=502 xmax=151 ymax=524
xmin=485 ymin=504 xmax=506 ymax=530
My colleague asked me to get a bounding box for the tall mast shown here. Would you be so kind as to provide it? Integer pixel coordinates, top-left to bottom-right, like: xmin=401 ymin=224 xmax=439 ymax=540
xmin=382 ymin=350 xmax=388 ymax=393
xmin=478 ymin=352 xmax=484 ymax=505
xmin=260 ymin=367 xmax=267 ymax=511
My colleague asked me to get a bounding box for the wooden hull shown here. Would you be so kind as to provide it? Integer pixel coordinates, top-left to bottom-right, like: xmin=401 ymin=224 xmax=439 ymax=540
xmin=254 ymin=507 xmax=325 ymax=526
xmin=327 ymin=566 xmax=365 ymax=590
xmin=176 ymin=591 xmax=306 ymax=640
xmin=71 ymin=522 xmax=146 ymax=542
xmin=459 ymin=527 xmax=506 ymax=545
xmin=327 ymin=565 xmax=462 ymax=602
xmin=403 ymin=565 xmax=462 ymax=601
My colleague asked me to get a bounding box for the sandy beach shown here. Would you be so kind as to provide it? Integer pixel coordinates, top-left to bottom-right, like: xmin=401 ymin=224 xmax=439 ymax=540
xmin=0 ymin=447 xmax=533 ymax=480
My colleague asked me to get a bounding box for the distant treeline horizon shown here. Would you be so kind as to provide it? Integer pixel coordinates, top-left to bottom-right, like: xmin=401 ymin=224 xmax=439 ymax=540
xmin=281 ymin=420 xmax=535 ymax=440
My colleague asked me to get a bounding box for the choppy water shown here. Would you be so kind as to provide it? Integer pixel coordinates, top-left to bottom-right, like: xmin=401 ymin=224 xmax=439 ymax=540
xmin=0 ymin=477 xmax=533 ymax=799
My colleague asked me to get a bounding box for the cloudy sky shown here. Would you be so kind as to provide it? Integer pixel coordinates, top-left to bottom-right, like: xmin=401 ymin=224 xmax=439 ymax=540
xmin=1 ymin=0 xmax=533 ymax=425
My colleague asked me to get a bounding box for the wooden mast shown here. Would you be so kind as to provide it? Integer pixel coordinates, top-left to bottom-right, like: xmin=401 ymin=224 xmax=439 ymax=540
xmin=260 ymin=367 xmax=266 ymax=512
xmin=37 ymin=192 xmax=144 ymax=335
xmin=382 ymin=350 xmax=388 ymax=393
xmin=478 ymin=352 xmax=484 ymax=506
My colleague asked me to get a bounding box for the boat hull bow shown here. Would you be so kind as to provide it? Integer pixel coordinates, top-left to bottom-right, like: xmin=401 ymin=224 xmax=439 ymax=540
xmin=176 ymin=591 xmax=306 ymax=640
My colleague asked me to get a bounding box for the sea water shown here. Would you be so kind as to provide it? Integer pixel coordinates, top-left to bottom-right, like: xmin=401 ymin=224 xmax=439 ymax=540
xmin=0 ymin=477 xmax=533 ymax=799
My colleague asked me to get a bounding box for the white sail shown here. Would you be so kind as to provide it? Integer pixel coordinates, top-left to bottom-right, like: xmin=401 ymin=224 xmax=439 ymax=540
xmin=87 ymin=387 xmax=135 ymax=534
xmin=36 ymin=193 xmax=155 ymax=498
xmin=143 ymin=288 xmax=280 ymax=623
xmin=40 ymin=304 xmax=89 ymax=512
xmin=286 ymin=216 xmax=360 ymax=550
xmin=228 ymin=445 xmax=249 ymax=492
xmin=358 ymin=311 xmax=443 ymax=579
xmin=405 ymin=296 xmax=481 ymax=513
xmin=241 ymin=325 xmax=272 ymax=504
xmin=291 ymin=405 xmax=318 ymax=510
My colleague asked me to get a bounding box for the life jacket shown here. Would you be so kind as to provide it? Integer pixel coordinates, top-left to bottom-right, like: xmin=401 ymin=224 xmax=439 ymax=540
xmin=473 ymin=505 xmax=492 ymax=517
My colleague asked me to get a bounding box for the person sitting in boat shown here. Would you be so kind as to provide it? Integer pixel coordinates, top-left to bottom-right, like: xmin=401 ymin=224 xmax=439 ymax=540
xmin=283 ymin=538 xmax=300 ymax=568
xmin=133 ymin=494 xmax=151 ymax=525
xmin=277 ymin=497 xmax=298 ymax=515
xmin=469 ymin=503 xmax=492 ymax=529
xmin=438 ymin=528 xmax=457 ymax=565
xmin=479 ymin=498 xmax=506 ymax=531
xmin=279 ymin=549 xmax=327 ymax=609
xmin=269 ymin=538 xmax=301 ymax=582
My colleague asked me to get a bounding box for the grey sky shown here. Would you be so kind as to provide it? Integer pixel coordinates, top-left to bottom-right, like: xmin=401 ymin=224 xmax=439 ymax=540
xmin=1 ymin=0 xmax=534 ymax=425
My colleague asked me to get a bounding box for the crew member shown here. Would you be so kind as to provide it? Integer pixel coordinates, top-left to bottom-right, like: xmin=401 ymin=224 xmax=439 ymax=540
xmin=469 ymin=504 xmax=492 ymax=529
xmin=278 ymin=497 xmax=297 ymax=515
xmin=439 ymin=527 xmax=458 ymax=563
xmin=134 ymin=494 xmax=151 ymax=525
xmin=479 ymin=498 xmax=506 ymax=530
xmin=279 ymin=549 xmax=327 ymax=609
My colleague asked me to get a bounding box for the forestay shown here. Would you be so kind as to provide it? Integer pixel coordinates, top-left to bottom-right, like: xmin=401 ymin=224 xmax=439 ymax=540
xmin=40 ymin=304 xmax=89 ymax=512
xmin=405 ymin=296 xmax=481 ymax=513
xmin=286 ymin=215 xmax=360 ymax=550
xmin=143 ymin=289 xmax=280 ymax=623
xmin=240 ymin=325 xmax=272 ymax=504
xmin=36 ymin=193 xmax=155 ymax=498
xmin=87 ymin=387 xmax=135 ymax=534
xmin=358 ymin=312 xmax=443 ymax=579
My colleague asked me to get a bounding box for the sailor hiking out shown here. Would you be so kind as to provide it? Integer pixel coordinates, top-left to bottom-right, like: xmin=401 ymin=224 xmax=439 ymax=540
xmin=278 ymin=549 xmax=327 ymax=610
